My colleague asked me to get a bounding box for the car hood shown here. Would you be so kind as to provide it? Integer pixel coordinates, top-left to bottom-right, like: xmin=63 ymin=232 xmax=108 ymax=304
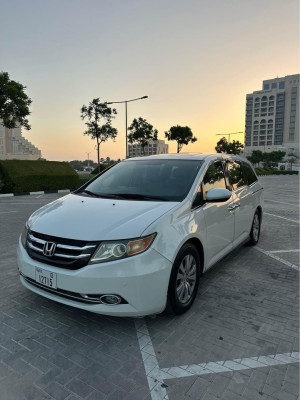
xmin=28 ymin=194 xmax=178 ymax=241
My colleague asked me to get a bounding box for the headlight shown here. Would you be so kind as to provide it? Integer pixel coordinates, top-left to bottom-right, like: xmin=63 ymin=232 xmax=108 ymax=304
xmin=89 ymin=233 xmax=156 ymax=264
xmin=21 ymin=222 xmax=29 ymax=248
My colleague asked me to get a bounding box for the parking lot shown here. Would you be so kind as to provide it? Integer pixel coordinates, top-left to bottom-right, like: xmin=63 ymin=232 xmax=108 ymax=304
xmin=0 ymin=175 xmax=299 ymax=400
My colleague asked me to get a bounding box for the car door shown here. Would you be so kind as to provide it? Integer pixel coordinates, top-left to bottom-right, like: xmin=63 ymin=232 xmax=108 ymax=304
xmin=192 ymin=160 xmax=235 ymax=270
xmin=225 ymin=159 xmax=254 ymax=246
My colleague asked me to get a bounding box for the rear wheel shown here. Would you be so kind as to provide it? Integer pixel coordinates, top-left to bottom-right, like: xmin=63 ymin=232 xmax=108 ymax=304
xmin=248 ymin=210 xmax=261 ymax=246
xmin=166 ymin=243 xmax=201 ymax=315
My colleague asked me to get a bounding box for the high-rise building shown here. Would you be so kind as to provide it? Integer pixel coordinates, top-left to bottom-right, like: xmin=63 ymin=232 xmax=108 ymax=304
xmin=0 ymin=123 xmax=41 ymax=160
xmin=128 ymin=139 xmax=168 ymax=158
xmin=244 ymin=74 xmax=299 ymax=157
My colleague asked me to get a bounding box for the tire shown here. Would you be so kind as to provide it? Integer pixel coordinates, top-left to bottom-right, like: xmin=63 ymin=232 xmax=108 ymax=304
xmin=166 ymin=243 xmax=201 ymax=315
xmin=247 ymin=210 xmax=261 ymax=246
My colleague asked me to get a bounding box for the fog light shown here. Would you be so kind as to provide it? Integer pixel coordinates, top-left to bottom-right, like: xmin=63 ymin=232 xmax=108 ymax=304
xmin=100 ymin=295 xmax=121 ymax=305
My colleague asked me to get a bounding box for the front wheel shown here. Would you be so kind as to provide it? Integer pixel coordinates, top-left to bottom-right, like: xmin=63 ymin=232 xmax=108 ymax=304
xmin=248 ymin=210 xmax=261 ymax=246
xmin=166 ymin=243 xmax=201 ymax=315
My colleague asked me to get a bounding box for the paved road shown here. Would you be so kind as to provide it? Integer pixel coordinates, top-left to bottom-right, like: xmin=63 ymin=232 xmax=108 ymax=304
xmin=0 ymin=176 xmax=299 ymax=400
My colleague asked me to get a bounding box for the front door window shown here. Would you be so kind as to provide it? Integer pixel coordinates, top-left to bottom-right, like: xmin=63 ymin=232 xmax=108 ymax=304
xmin=202 ymin=161 xmax=227 ymax=199
xmin=226 ymin=161 xmax=246 ymax=190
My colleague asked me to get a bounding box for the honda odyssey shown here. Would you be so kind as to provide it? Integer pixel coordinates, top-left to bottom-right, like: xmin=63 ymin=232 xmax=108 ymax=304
xmin=17 ymin=153 xmax=263 ymax=316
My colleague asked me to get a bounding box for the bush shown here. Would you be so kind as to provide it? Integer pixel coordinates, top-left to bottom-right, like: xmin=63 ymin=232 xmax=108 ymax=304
xmin=75 ymin=174 xmax=94 ymax=188
xmin=0 ymin=160 xmax=80 ymax=194
xmin=91 ymin=164 xmax=110 ymax=174
xmin=272 ymin=170 xmax=298 ymax=175
xmin=255 ymin=167 xmax=298 ymax=176
xmin=254 ymin=167 xmax=265 ymax=175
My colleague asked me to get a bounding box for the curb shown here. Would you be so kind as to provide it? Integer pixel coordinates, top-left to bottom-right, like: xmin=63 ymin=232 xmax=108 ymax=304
xmin=0 ymin=189 xmax=71 ymax=198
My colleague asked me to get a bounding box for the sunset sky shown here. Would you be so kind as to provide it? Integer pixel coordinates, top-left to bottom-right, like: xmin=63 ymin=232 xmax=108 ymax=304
xmin=1 ymin=0 xmax=299 ymax=161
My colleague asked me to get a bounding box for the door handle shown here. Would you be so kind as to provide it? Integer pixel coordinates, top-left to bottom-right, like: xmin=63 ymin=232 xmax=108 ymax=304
xmin=228 ymin=202 xmax=240 ymax=211
xmin=227 ymin=205 xmax=236 ymax=211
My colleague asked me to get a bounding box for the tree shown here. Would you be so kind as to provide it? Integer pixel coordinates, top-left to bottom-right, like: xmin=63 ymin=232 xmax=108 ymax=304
xmin=0 ymin=71 xmax=32 ymax=130
xmin=247 ymin=150 xmax=264 ymax=166
xmin=165 ymin=125 xmax=197 ymax=153
xmin=263 ymin=150 xmax=286 ymax=167
xmin=81 ymin=98 xmax=118 ymax=172
xmin=215 ymin=137 xmax=244 ymax=155
xmin=128 ymin=117 xmax=158 ymax=156
xmin=286 ymin=152 xmax=297 ymax=169
xmin=268 ymin=150 xmax=286 ymax=164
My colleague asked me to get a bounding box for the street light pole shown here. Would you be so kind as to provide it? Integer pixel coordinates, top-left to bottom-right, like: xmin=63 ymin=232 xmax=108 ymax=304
xmin=107 ymin=96 xmax=148 ymax=158
xmin=125 ymin=101 xmax=128 ymax=158
xmin=216 ymin=131 xmax=243 ymax=142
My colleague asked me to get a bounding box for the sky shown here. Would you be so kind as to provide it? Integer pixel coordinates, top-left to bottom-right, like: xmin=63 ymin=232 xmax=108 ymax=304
xmin=0 ymin=0 xmax=299 ymax=162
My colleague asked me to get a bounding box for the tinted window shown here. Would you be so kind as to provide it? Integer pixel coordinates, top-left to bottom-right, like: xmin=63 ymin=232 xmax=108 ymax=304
xmin=227 ymin=161 xmax=246 ymax=190
xmin=202 ymin=161 xmax=226 ymax=199
xmin=242 ymin=163 xmax=257 ymax=185
xmin=83 ymin=159 xmax=203 ymax=202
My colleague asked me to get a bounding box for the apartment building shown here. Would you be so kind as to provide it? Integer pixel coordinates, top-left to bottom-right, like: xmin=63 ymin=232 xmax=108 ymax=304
xmin=244 ymin=74 xmax=299 ymax=157
xmin=0 ymin=123 xmax=41 ymax=160
xmin=128 ymin=139 xmax=168 ymax=158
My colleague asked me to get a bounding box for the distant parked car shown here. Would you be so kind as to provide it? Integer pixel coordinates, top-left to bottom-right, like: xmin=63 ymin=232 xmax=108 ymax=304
xmin=18 ymin=153 xmax=263 ymax=316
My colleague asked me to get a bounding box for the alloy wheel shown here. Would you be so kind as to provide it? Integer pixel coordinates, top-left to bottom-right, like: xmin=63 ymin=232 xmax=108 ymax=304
xmin=253 ymin=214 xmax=260 ymax=242
xmin=176 ymin=254 xmax=197 ymax=304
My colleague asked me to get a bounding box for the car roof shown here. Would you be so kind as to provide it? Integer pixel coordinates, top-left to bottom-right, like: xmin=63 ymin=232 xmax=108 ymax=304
xmin=123 ymin=153 xmax=246 ymax=162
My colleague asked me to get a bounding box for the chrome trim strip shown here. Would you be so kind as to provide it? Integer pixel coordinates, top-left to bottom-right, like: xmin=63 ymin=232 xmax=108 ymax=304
xmin=28 ymin=233 xmax=96 ymax=251
xmin=252 ymin=187 xmax=263 ymax=195
xmin=20 ymin=273 xmax=103 ymax=304
xmin=27 ymin=241 xmax=43 ymax=253
xmin=56 ymin=243 xmax=96 ymax=251
xmin=54 ymin=252 xmax=90 ymax=259
xmin=27 ymin=242 xmax=89 ymax=259
xmin=28 ymin=233 xmax=45 ymax=245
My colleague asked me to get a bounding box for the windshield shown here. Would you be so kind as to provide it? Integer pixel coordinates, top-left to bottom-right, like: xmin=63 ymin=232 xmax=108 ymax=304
xmin=79 ymin=159 xmax=203 ymax=202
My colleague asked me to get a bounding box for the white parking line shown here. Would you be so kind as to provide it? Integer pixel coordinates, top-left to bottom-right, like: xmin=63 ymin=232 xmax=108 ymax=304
xmin=161 ymin=352 xmax=300 ymax=378
xmin=0 ymin=193 xmax=13 ymax=197
xmin=0 ymin=211 xmax=17 ymax=214
xmin=264 ymin=212 xmax=299 ymax=224
xmin=268 ymin=249 xmax=300 ymax=253
xmin=135 ymin=319 xmax=169 ymax=400
xmin=135 ymin=318 xmax=300 ymax=400
xmin=265 ymin=199 xmax=298 ymax=207
xmin=0 ymin=202 xmax=50 ymax=205
xmin=30 ymin=191 xmax=44 ymax=195
xmin=255 ymin=247 xmax=299 ymax=271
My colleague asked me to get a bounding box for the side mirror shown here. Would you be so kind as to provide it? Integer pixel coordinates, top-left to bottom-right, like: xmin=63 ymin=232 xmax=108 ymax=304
xmin=206 ymin=188 xmax=232 ymax=202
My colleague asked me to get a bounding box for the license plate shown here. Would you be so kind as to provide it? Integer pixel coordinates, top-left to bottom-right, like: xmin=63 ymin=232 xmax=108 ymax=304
xmin=35 ymin=267 xmax=57 ymax=289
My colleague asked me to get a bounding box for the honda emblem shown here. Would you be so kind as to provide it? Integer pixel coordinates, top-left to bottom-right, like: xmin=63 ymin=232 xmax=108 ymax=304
xmin=43 ymin=242 xmax=56 ymax=257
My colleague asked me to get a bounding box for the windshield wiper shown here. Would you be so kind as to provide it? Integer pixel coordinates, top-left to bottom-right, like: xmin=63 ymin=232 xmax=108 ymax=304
xmin=114 ymin=193 xmax=168 ymax=201
xmin=77 ymin=190 xmax=168 ymax=201
xmin=77 ymin=190 xmax=120 ymax=199
xmin=77 ymin=189 xmax=98 ymax=197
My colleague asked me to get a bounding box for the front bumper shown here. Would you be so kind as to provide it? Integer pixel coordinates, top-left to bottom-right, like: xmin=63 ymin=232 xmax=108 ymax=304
xmin=17 ymin=239 xmax=172 ymax=316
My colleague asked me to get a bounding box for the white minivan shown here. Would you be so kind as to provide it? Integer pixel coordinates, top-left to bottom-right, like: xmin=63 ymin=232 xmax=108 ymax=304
xmin=18 ymin=154 xmax=263 ymax=316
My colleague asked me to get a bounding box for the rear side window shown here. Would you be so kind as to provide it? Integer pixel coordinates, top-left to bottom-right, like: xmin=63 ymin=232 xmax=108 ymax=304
xmin=242 ymin=162 xmax=258 ymax=185
xmin=226 ymin=161 xmax=246 ymax=190
xmin=202 ymin=161 xmax=226 ymax=199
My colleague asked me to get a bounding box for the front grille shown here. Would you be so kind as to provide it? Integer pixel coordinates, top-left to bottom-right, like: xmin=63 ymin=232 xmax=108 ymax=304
xmin=26 ymin=230 xmax=98 ymax=270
